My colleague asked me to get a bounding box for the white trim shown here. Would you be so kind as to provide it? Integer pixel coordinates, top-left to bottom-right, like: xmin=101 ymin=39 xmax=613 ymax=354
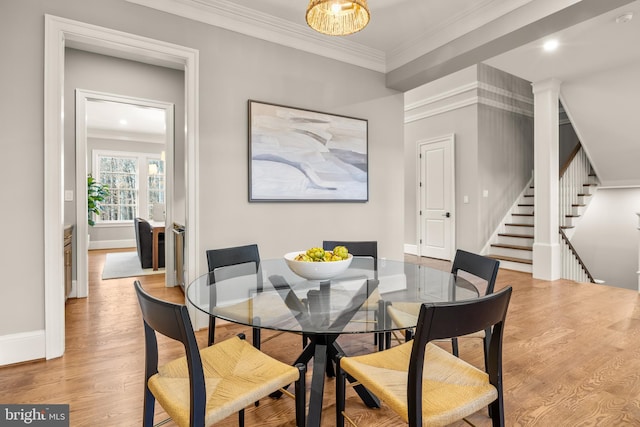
xmin=126 ymin=0 xmax=386 ymax=72
xmin=478 ymin=97 xmax=534 ymax=117
xmin=405 ymin=82 xmax=478 ymax=112
xmin=404 ymin=244 xmax=418 ymax=256
xmin=405 ymin=81 xmax=533 ymax=123
xmin=44 ymin=15 xmax=200 ymax=361
xmin=405 ymin=97 xmax=478 ymax=123
xmin=0 ymin=331 xmax=46 ymax=366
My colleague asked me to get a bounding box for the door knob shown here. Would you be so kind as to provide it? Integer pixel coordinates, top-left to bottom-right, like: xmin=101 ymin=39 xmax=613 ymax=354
xmin=443 ymin=212 xmax=450 ymax=218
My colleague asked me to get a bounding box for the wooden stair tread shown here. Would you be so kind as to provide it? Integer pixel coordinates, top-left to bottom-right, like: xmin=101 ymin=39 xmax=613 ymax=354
xmin=572 ymin=204 xmax=586 ymax=207
xmin=577 ymin=193 xmax=592 ymax=197
xmin=491 ymin=243 xmax=532 ymax=251
xmin=583 ymin=183 xmax=597 ymax=186
xmin=565 ymin=214 xmax=580 ymax=218
xmin=512 ymin=213 xmax=534 ymax=217
xmin=505 ymin=223 xmax=534 ymax=227
xmin=518 ymin=203 xmax=534 ymax=207
xmin=560 ymin=225 xmax=575 ymax=229
xmin=524 ymin=194 xmax=534 ymax=197
xmin=488 ymin=254 xmax=533 ymax=265
xmin=498 ymin=233 xmax=534 ymax=239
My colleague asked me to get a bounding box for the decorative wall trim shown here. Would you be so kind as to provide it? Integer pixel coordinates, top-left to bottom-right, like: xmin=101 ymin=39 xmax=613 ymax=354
xmin=404 ymin=81 xmax=534 ymax=123
xmin=404 ymin=244 xmax=418 ymax=256
xmin=405 ymin=82 xmax=478 ymax=112
xmin=478 ymin=97 xmax=534 ymax=118
xmin=405 ymin=97 xmax=478 ymax=123
xmin=126 ymin=0 xmax=386 ymax=72
xmin=0 ymin=331 xmax=45 ymax=366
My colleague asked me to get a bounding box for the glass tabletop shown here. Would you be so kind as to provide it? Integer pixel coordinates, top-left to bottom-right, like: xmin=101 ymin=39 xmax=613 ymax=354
xmin=186 ymin=258 xmax=479 ymax=335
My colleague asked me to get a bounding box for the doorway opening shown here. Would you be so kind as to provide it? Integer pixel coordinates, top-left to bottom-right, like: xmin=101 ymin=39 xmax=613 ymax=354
xmin=44 ymin=15 xmax=200 ymax=359
xmin=75 ymin=91 xmax=176 ymax=298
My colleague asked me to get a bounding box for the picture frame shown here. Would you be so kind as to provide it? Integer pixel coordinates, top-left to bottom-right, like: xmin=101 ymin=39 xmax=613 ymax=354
xmin=248 ymin=100 xmax=368 ymax=202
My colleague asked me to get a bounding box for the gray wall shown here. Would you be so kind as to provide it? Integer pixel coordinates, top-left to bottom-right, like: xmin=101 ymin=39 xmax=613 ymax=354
xmin=404 ymin=64 xmax=533 ymax=254
xmin=559 ymin=122 xmax=580 ymax=168
xmin=477 ymin=64 xmax=534 ymax=247
xmin=0 ymin=0 xmax=403 ymax=339
xmin=571 ymin=188 xmax=640 ymax=290
xmin=64 ymin=48 xmax=185 ymax=249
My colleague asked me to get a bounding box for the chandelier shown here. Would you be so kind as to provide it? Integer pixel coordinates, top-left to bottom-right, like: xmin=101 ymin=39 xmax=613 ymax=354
xmin=306 ymin=0 xmax=370 ymax=36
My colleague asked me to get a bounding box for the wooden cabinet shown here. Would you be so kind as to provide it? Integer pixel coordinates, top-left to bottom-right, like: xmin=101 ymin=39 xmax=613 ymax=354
xmin=64 ymin=225 xmax=73 ymax=300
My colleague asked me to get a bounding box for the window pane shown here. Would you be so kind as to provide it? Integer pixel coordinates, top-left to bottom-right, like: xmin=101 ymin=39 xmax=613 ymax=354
xmin=97 ymin=155 xmax=138 ymax=222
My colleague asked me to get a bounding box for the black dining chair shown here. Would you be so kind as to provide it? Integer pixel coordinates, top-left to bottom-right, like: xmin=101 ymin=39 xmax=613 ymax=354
xmin=206 ymin=244 xmax=263 ymax=348
xmin=449 ymin=249 xmax=500 ymax=364
xmin=336 ymin=286 xmax=512 ymax=427
xmin=386 ymin=249 xmax=500 ymax=364
xmin=133 ymin=280 xmax=306 ymax=427
xmin=322 ymin=240 xmax=385 ymax=350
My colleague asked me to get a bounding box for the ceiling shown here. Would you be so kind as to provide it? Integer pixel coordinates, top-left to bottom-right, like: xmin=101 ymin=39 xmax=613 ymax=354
xmin=120 ymin=0 xmax=640 ymax=184
xmin=86 ymin=99 xmax=167 ymax=144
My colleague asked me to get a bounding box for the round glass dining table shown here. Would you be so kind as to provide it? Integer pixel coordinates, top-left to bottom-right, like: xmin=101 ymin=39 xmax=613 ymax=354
xmin=186 ymin=257 xmax=479 ymax=427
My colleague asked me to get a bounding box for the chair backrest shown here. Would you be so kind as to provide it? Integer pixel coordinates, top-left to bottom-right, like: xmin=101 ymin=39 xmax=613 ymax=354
xmin=451 ymin=249 xmax=500 ymax=296
xmin=407 ymin=286 xmax=512 ymax=425
xmin=206 ymin=244 xmax=261 ymax=284
xmin=323 ymin=240 xmax=378 ymax=271
xmin=133 ymin=280 xmax=206 ymax=426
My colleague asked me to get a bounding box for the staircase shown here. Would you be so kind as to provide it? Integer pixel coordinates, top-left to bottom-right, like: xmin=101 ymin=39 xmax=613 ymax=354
xmin=485 ymin=183 xmax=535 ymax=273
xmin=484 ymin=145 xmax=599 ymax=278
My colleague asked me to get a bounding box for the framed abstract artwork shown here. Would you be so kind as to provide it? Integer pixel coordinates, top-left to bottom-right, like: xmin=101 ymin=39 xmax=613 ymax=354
xmin=248 ymin=100 xmax=368 ymax=202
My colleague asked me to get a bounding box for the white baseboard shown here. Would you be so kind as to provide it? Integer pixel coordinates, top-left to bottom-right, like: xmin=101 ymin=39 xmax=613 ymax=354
xmin=0 ymin=330 xmax=46 ymax=366
xmin=404 ymin=244 xmax=418 ymax=255
xmin=89 ymin=239 xmax=136 ymax=250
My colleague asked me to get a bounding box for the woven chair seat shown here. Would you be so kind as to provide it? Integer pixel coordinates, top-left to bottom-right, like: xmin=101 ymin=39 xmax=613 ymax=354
xmin=340 ymin=341 xmax=497 ymax=426
xmin=387 ymin=303 xmax=486 ymax=340
xmin=148 ymin=336 xmax=300 ymax=427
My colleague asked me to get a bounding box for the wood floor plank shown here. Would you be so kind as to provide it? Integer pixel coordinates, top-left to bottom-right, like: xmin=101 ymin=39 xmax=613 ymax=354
xmin=0 ymin=249 xmax=639 ymax=426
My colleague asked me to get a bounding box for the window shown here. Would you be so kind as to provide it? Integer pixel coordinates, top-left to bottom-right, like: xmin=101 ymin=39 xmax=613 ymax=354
xmin=93 ymin=150 xmax=165 ymax=224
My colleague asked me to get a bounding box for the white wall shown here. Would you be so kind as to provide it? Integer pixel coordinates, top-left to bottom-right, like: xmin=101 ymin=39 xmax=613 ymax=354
xmin=571 ymin=188 xmax=640 ymax=290
xmin=0 ymin=0 xmax=403 ymax=339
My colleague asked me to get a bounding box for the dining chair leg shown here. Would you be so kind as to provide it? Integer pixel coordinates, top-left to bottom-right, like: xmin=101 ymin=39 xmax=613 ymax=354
xmin=336 ymin=356 xmax=346 ymax=427
xmin=294 ymin=363 xmax=307 ymax=427
xmin=208 ymin=315 xmax=216 ymax=346
xmin=142 ymin=387 xmax=155 ymax=427
xmin=238 ymin=408 xmax=244 ymax=427
xmin=452 ymin=336 xmax=459 ymax=356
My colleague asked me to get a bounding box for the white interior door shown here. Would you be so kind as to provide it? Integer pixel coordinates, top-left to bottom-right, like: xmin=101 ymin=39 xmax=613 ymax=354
xmin=418 ymin=135 xmax=455 ymax=260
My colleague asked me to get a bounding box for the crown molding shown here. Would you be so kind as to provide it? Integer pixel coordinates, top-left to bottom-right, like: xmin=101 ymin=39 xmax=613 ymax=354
xmin=126 ymin=0 xmax=386 ymax=72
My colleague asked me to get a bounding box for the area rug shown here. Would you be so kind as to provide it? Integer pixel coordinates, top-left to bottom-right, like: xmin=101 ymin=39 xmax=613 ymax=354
xmin=102 ymin=251 xmax=165 ymax=280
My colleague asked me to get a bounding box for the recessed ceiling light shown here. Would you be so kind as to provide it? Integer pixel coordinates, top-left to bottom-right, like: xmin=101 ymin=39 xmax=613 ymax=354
xmin=119 ymin=119 xmax=127 ymax=125
xmin=616 ymin=12 xmax=633 ymax=24
xmin=543 ymin=39 xmax=559 ymax=52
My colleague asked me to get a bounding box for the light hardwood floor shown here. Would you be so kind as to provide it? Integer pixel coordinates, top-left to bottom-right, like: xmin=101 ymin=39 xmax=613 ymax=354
xmin=1 ymin=249 xmax=639 ymax=426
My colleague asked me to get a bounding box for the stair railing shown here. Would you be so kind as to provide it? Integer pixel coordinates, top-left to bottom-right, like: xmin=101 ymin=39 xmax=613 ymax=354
xmin=559 ymin=144 xmax=596 ymax=283
xmin=559 ymin=145 xmax=591 ymax=228
xmin=560 ymin=229 xmax=595 ymax=283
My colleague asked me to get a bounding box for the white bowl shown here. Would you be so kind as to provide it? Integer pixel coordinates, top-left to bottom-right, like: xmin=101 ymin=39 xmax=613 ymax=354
xmin=284 ymin=251 xmax=353 ymax=281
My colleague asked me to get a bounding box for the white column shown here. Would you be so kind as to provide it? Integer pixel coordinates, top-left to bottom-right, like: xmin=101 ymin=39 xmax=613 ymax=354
xmin=532 ymin=79 xmax=562 ymax=280
xmin=637 ymin=213 xmax=640 ymax=292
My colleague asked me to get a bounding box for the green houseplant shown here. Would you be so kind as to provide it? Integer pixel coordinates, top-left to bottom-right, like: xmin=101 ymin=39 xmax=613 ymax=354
xmin=87 ymin=174 xmax=110 ymax=226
